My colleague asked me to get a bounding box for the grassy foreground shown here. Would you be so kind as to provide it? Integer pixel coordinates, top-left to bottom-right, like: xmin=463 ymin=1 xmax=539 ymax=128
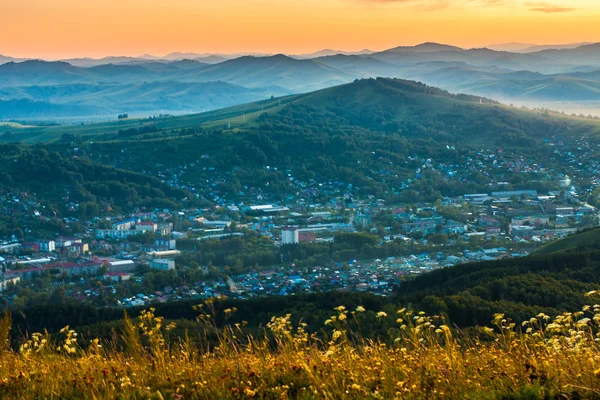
xmin=3 ymin=298 xmax=600 ymax=399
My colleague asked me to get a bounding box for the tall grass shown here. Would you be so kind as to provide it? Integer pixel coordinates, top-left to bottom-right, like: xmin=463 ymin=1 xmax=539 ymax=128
xmin=3 ymin=294 xmax=600 ymax=399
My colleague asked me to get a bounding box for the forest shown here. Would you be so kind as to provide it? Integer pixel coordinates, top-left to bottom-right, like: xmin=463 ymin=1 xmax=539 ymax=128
xmin=0 ymin=144 xmax=193 ymax=217
xmin=3 ymin=78 xmax=599 ymax=217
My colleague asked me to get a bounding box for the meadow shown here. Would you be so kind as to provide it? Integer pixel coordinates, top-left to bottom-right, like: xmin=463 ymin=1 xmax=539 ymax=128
xmin=2 ymin=295 xmax=600 ymax=399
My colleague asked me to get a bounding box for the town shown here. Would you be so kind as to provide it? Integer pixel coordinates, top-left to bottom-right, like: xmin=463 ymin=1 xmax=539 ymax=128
xmin=1 ymin=167 xmax=598 ymax=308
xmin=1 ymin=126 xmax=600 ymax=308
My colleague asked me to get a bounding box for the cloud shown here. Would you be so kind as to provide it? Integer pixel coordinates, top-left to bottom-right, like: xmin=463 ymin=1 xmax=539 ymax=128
xmin=354 ymin=0 xmax=578 ymax=13
xmin=358 ymin=0 xmax=506 ymax=4
xmin=354 ymin=0 xmax=509 ymax=10
xmin=527 ymin=3 xmax=576 ymax=13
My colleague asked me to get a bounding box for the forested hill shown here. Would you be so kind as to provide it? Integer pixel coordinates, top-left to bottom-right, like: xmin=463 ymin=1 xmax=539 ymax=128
xmin=3 ymin=77 xmax=600 ymax=209
xmin=281 ymin=77 xmax=600 ymax=145
xmin=395 ymin=249 xmax=600 ymax=326
xmin=533 ymin=227 xmax=600 ymax=255
xmin=0 ymin=145 xmax=191 ymax=217
xmin=33 ymin=77 xmax=595 ymax=202
xmin=6 ymin=77 xmax=600 ymax=144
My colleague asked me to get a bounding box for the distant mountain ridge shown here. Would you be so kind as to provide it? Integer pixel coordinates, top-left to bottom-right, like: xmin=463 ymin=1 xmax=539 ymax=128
xmin=3 ymin=42 xmax=600 ymax=120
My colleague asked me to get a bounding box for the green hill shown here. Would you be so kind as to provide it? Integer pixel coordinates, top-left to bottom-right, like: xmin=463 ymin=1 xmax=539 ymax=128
xmin=534 ymin=227 xmax=600 ymax=255
xmin=7 ymin=77 xmax=600 ymax=144
xmin=394 ymin=249 xmax=600 ymax=326
xmin=0 ymin=145 xmax=192 ymax=219
xmin=4 ymin=77 xmax=600 ymax=203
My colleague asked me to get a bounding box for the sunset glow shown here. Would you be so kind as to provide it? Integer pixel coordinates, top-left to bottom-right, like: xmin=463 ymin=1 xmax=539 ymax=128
xmin=1 ymin=0 xmax=600 ymax=59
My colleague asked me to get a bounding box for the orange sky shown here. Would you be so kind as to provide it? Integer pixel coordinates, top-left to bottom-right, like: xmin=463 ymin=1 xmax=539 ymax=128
xmin=1 ymin=0 xmax=599 ymax=59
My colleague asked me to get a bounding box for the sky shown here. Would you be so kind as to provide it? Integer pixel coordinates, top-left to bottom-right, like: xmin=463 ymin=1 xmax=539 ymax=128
xmin=1 ymin=0 xmax=599 ymax=59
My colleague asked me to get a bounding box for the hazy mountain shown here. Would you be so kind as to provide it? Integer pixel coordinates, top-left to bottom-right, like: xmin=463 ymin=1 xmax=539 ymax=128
xmin=293 ymin=49 xmax=373 ymax=59
xmin=170 ymin=54 xmax=357 ymax=91
xmin=533 ymin=43 xmax=600 ymax=65
xmin=60 ymin=52 xmax=263 ymax=66
xmin=486 ymin=43 xmax=538 ymax=52
xmin=0 ymin=81 xmax=290 ymax=119
xmin=384 ymin=42 xmax=464 ymax=53
xmin=4 ymin=42 xmax=600 ymax=120
xmin=0 ymin=54 xmax=27 ymax=65
xmin=62 ymin=56 xmax=146 ymax=67
xmin=0 ymin=61 xmax=84 ymax=86
xmin=483 ymin=42 xmax=592 ymax=53
xmin=521 ymin=42 xmax=593 ymax=53
xmin=313 ymin=55 xmax=398 ymax=78
xmin=0 ymin=98 xmax=95 ymax=118
xmin=368 ymin=43 xmax=600 ymax=74
xmin=194 ymin=55 xmax=231 ymax=64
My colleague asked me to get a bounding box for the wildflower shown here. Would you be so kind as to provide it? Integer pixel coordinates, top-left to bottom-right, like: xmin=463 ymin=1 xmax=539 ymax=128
xmin=577 ymin=318 xmax=591 ymax=328
xmin=482 ymin=327 xmax=494 ymax=335
xmin=355 ymin=306 xmax=366 ymax=313
xmin=166 ymin=322 xmax=177 ymax=331
xmin=332 ymin=330 xmax=343 ymax=341
xmin=376 ymin=311 xmax=388 ymax=319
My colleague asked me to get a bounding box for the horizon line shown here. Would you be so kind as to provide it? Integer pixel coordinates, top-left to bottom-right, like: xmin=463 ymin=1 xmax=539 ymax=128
xmin=2 ymin=40 xmax=600 ymax=62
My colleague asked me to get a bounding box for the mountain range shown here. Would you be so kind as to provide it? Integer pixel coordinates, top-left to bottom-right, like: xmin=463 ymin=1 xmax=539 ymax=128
xmin=3 ymin=42 xmax=600 ymax=120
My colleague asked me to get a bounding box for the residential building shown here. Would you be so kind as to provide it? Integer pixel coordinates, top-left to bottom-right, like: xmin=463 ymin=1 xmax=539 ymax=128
xmin=136 ymin=222 xmax=158 ymax=233
xmin=281 ymin=227 xmax=299 ymax=245
xmin=35 ymin=240 xmax=56 ymax=252
xmin=150 ymin=258 xmax=175 ymax=270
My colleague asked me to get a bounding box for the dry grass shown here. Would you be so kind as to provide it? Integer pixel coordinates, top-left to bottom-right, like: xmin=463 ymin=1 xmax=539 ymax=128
xmin=2 ymin=296 xmax=600 ymax=399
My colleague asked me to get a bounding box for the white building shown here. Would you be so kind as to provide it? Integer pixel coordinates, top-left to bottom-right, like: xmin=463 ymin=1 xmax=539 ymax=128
xmin=113 ymin=219 xmax=137 ymax=231
xmin=35 ymin=240 xmax=56 ymax=252
xmin=96 ymin=229 xmax=138 ymax=239
xmin=150 ymin=258 xmax=175 ymax=271
xmin=136 ymin=222 xmax=158 ymax=232
xmin=0 ymin=276 xmax=20 ymax=292
xmin=109 ymin=260 xmax=136 ymax=273
xmin=281 ymin=227 xmax=299 ymax=245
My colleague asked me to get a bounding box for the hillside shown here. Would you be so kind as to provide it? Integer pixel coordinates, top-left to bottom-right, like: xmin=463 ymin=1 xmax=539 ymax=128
xmin=0 ymin=144 xmax=192 ymax=218
xmin=394 ymin=250 xmax=600 ymax=326
xmin=533 ymin=227 xmax=600 ymax=255
xmin=4 ymin=78 xmax=600 ymax=203
xmin=9 ymin=77 xmax=600 ymax=143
